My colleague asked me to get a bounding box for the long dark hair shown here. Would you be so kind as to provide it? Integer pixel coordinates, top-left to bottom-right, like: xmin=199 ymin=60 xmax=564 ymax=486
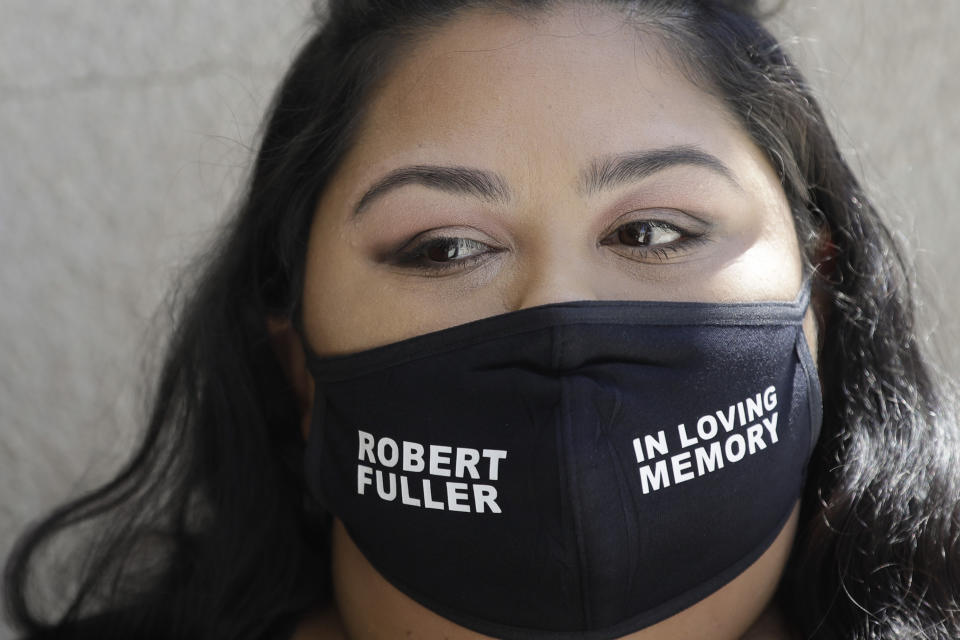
xmin=6 ymin=1 xmax=959 ymax=638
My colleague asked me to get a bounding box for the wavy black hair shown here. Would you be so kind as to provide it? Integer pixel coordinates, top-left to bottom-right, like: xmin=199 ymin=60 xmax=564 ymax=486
xmin=6 ymin=1 xmax=959 ymax=638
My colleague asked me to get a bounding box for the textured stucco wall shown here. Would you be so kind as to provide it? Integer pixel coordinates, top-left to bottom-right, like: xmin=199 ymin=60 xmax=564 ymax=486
xmin=1 ymin=2 xmax=957 ymax=637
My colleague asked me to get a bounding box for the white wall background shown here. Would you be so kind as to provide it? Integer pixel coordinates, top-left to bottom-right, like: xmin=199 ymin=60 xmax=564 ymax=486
xmin=1 ymin=1 xmax=958 ymax=637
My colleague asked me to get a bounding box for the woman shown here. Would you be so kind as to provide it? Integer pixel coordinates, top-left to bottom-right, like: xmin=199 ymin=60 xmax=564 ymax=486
xmin=5 ymin=0 xmax=959 ymax=638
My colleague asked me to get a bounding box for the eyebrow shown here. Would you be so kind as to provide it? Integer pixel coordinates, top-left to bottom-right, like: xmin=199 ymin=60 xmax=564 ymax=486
xmin=580 ymin=145 xmax=741 ymax=195
xmin=352 ymin=145 xmax=740 ymax=216
xmin=353 ymin=165 xmax=511 ymax=215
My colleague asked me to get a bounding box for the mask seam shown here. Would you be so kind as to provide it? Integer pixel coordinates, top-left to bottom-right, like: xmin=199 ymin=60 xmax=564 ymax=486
xmin=557 ymin=324 xmax=593 ymax=628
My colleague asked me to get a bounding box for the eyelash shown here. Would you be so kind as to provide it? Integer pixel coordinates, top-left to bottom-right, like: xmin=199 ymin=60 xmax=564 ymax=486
xmin=391 ymin=234 xmax=500 ymax=274
xmin=389 ymin=219 xmax=707 ymax=274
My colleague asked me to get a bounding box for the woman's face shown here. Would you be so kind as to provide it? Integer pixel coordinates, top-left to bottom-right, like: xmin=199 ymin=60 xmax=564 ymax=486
xmin=299 ymin=5 xmax=816 ymax=639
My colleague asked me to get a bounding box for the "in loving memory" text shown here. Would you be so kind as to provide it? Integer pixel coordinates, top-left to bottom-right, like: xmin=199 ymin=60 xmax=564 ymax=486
xmin=632 ymin=386 xmax=780 ymax=494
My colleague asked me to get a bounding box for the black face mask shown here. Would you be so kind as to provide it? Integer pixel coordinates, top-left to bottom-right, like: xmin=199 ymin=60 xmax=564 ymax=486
xmin=303 ymin=286 xmax=821 ymax=640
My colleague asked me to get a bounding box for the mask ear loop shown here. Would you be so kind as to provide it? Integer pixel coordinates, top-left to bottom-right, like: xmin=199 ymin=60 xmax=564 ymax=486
xmin=795 ymin=276 xmax=813 ymax=312
xmin=793 ymin=276 xmax=823 ymax=454
xmin=301 ymin=395 xmax=333 ymax=536
xmin=290 ymin=294 xmax=307 ymax=347
xmin=287 ymin=295 xmax=335 ymax=535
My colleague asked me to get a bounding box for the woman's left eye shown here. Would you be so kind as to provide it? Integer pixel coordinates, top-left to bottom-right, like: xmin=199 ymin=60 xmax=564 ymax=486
xmin=601 ymin=219 xmax=704 ymax=261
xmin=390 ymin=235 xmax=500 ymax=274
xmin=612 ymin=220 xmax=681 ymax=247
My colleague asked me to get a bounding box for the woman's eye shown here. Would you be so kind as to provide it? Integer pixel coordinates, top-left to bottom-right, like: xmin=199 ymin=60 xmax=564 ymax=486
xmin=422 ymin=238 xmax=486 ymax=262
xmin=391 ymin=236 xmax=498 ymax=273
xmin=614 ymin=221 xmax=682 ymax=247
xmin=602 ymin=219 xmax=705 ymax=261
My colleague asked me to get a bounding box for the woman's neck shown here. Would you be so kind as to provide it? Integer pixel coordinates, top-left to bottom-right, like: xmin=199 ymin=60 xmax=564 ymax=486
xmin=291 ymin=602 xmax=796 ymax=640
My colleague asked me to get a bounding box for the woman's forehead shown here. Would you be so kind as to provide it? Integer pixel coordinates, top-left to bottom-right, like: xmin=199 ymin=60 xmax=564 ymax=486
xmin=332 ymin=5 xmax=778 ymax=207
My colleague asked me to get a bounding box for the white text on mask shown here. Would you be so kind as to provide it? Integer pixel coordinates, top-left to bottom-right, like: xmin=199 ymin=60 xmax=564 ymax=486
xmin=355 ymin=430 xmax=507 ymax=514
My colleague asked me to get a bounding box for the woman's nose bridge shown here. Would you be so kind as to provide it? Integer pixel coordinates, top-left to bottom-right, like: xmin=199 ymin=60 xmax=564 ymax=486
xmin=505 ymin=195 xmax=607 ymax=310
xmin=511 ymin=247 xmax=601 ymax=310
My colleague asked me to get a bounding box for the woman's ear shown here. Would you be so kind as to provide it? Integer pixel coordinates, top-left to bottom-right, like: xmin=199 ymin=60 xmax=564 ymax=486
xmin=267 ymin=316 xmax=315 ymax=441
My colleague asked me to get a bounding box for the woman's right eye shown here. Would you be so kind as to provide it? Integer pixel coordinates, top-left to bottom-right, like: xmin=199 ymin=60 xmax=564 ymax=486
xmin=390 ymin=235 xmax=501 ymax=274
